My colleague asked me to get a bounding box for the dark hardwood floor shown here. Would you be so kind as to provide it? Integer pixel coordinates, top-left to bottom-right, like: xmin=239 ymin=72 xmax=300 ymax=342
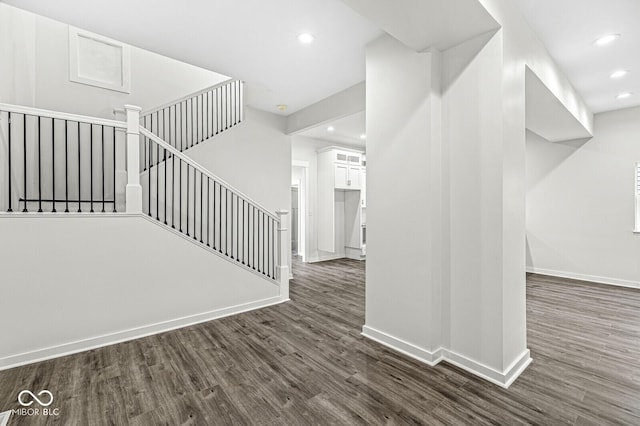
xmin=1 ymin=259 xmax=640 ymax=425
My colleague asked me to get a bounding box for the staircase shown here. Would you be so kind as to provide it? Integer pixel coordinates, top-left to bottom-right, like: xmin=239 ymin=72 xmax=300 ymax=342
xmin=0 ymin=79 xmax=287 ymax=284
xmin=140 ymin=80 xmax=244 ymax=153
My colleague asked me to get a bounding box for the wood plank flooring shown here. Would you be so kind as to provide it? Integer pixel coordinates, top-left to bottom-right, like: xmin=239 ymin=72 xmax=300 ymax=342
xmin=1 ymin=259 xmax=640 ymax=425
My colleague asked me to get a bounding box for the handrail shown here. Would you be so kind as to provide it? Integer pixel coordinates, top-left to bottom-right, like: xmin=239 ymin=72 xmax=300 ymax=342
xmin=140 ymin=127 xmax=278 ymax=221
xmin=0 ymin=102 xmax=127 ymax=128
xmin=140 ymin=78 xmax=236 ymax=117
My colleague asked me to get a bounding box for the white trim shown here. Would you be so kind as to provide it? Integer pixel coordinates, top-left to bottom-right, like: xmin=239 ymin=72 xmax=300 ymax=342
xmin=635 ymin=162 xmax=640 ymax=233
xmin=292 ymin=160 xmax=310 ymax=168
xmin=306 ymin=253 xmax=346 ymax=263
xmin=140 ymin=128 xmax=279 ymax=221
xmin=141 ymin=79 xmax=235 ymax=117
xmin=68 ymin=26 xmax=131 ymax=93
xmin=291 ymin=161 xmax=309 ymax=262
xmin=362 ymin=326 xmax=444 ymax=366
xmin=361 ymin=325 xmax=532 ymax=388
xmin=0 ymin=296 xmax=286 ymax=372
xmin=526 ymin=266 xmax=640 ymax=289
xmin=0 ymin=102 xmax=126 ymax=128
xmin=345 ymin=247 xmax=365 ymax=260
xmin=444 ymin=348 xmax=532 ymax=389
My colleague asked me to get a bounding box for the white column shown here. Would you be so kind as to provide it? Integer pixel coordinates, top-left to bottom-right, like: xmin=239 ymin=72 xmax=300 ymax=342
xmin=125 ymin=105 xmax=142 ymax=213
xmin=113 ymin=108 xmax=127 ymax=213
xmin=276 ymin=210 xmax=290 ymax=301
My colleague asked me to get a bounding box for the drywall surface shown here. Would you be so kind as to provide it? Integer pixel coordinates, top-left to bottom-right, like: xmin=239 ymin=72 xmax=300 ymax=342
xmin=287 ymin=82 xmax=365 ymax=135
xmin=0 ymin=3 xmax=228 ymax=117
xmin=442 ymin=31 xmax=507 ymax=372
xmin=342 ymin=0 xmax=499 ymax=51
xmin=365 ymin=34 xmax=441 ymax=354
xmin=479 ymin=0 xmax=593 ymax=136
xmin=0 ymin=215 xmax=281 ymax=369
xmin=181 ymin=107 xmax=291 ymax=217
xmin=526 ymin=107 xmax=640 ymax=287
xmin=0 ymin=4 xmax=36 ymax=106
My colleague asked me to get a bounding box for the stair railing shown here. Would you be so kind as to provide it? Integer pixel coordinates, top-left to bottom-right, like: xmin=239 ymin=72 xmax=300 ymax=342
xmin=139 ymin=80 xmax=244 ymax=160
xmin=0 ymin=101 xmax=289 ymax=290
xmin=135 ymin=125 xmax=287 ymax=285
xmin=0 ymin=103 xmax=127 ymax=213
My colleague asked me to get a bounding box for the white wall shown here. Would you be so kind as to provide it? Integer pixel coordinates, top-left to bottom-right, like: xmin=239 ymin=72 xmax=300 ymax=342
xmin=0 ymin=3 xmax=228 ymax=117
xmin=0 ymin=4 xmax=36 ymax=107
xmin=364 ymin=34 xmax=443 ymax=356
xmin=361 ymin=0 xmax=595 ymax=387
xmin=180 ymin=107 xmax=291 ymax=217
xmin=0 ymin=215 xmax=282 ymax=370
xmin=291 ymin=136 xmax=354 ymax=262
xmin=442 ymin=31 xmax=509 ymax=372
xmin=526 ymin=107 xmax=640 ymax=287
xmin=286 ymin=82 xmax=365 ymax=135
xmin=478 ymin=0 xmax=593 ymax=136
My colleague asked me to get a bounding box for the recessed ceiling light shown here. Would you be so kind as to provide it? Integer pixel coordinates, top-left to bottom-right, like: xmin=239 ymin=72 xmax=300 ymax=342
xmin=297 ymin=33 xmax=315 ymax=44
xmin=594 ymin=34 xmax=620 ymax=46
xmin=327 ymin=126 xmax=335 ymax=132
xmin=276 ymin=104 xmax=288 ymax=111
xmin=610 ymin=70 xmax=628 ymax=79
xmin=360 ymin=134 xmax=366 ymax=140
xmin=616 ymin=92 xmax=632 ymax=99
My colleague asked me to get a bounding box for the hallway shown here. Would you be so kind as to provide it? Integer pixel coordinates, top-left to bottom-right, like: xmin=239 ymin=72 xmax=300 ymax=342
xmin=1 ymin=259 xmax=639 ymax=425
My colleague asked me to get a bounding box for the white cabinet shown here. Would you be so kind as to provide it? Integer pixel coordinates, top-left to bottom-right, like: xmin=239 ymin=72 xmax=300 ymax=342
xmin=335 ymin=164 xmax=361 ymax=190
xmin=334 ymin=164 xmax=348 ymax=188
xmin=317 ymin=147 xmax=366 ymax=256
xmin=333 ymin=151 xmax=361 ymax=190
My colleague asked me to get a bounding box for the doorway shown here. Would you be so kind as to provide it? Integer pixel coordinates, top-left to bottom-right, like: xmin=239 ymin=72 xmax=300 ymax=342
xmin=291 ymin=161 xmax=308 ymax=268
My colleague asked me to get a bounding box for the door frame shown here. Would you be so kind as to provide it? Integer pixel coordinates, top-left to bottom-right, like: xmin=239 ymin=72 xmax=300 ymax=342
xmin=292 ymin=161 xmax=309 ymax=263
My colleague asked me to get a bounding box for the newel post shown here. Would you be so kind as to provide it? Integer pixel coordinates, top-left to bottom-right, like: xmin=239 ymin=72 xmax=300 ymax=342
xmin=125 ymin=105 xmax=143 ymax=213
xmin=276 ymin=210 xmax=290 ymax=301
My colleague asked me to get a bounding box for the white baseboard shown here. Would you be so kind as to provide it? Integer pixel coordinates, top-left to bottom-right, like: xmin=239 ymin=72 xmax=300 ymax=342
xmin=443 ymin=348 xmax=532 ymax=389
xmin=345 ymin=247 xmax=365 ymax=261
xmin=0 ymin=296 xmax=285 ymax=372
xmin=526 ymin=266 xmax=640 ymax=289
xmin=362 ymin=326 xmax=444 ymax=366
xmin=361 ymin=325 xmax=532 ymax=388
xmin=306 ymin=253 xmax=345 ymax=263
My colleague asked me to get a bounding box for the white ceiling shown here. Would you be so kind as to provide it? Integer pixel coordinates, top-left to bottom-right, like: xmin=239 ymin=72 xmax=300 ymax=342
xmin=298 ymin=111 xmax=366 ymax=148
xmin=525 ymin=67 xmax=593 ymax=142
xmin=342 ymin=0 xmax=499 ymax=51
xmin=0 ymin=0 xmax=383 ymax=115
xmin=513 ymin=0 xmax=640 ymax=113
xmin=4 ymin=0 xmax=638 ymax=118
